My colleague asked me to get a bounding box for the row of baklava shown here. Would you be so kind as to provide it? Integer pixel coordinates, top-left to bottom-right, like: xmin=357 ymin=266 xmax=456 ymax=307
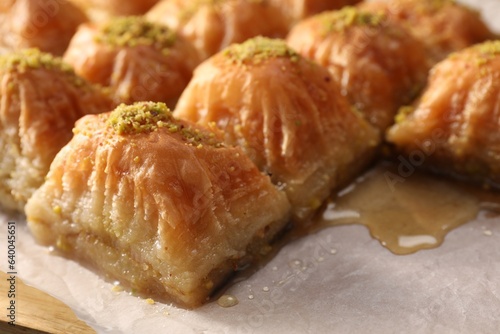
xmin=0 ymin=0 xmax=498 ymax=307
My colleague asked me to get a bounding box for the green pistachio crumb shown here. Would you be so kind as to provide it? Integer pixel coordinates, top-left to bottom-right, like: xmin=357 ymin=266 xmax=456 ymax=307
xmin=95 ymin=16 xmax=177 ymax=52
xmin=319 ymin=7 xmax=386 ymax=34
xmin=395 ymin=106 xmax=414 ymax=124
xmin=224 ymin=37 xmax=300 ymax=65
xmin=0 ymin=48 xmax=85 ymax=86
xmin=108 ymin=102 xmax=174 ymax=135
xmin=475 ymin=40 xmax=500 ymax=57
xmin=107 ymin=101 xmax=225 ymax=147
xmin=456 ymin=41 xmax=500 ymax=71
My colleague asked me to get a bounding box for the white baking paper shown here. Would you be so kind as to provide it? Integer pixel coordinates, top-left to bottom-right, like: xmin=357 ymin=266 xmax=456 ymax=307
xmin=1 ymin=1 xmax=500 ymax=333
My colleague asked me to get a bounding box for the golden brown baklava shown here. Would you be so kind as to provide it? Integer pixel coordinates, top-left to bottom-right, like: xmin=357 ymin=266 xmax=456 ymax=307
xmin=0 ymin=49 xmax=111 ymax=211
xmin=0 ymin=0 xmax=88 ymax=56
xmin=63 ymin=16 xmax=200 ymax=107
xmin=175 ymin=37 xmax=380 ymax=221
xmin=146 ymin=0 xmax=289 ymax=60
xmin=26 ymin=101 xmax=291 ymax=308
xmin=287 ymin=7 xmax=430 ymax=132
xmin=359 ymin=0 xmax=495 ymax=63
xmin=387 ymin=41 xmax=500 ymax=186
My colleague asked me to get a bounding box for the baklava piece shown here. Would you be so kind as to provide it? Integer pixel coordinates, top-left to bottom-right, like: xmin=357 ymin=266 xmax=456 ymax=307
xmin=63 ymin=16 xmax=200 ymax=107
xmin=269 ymin=0 xmax=362 ymax=28
xmin=26 ymin=102 xmax=291 ymax=308
xmin=0 ymin=0 xmax=88 ymax=56
xmin=68 ymin=0 xmax=160 ymax=22
xmin=146 ymin=0 xmax=289 ymax=60
xmin=0 ymin=49 xmax=111 ymax=211
xmin=175 ymin=37 xmax=380 ymax=221
xmin=287 ymin=7 xmax=429 ymax=132
xmin=359 ymin=0 xmax=495 ymax=63
xmin=387 ymin=41 xmax=500 ymax=186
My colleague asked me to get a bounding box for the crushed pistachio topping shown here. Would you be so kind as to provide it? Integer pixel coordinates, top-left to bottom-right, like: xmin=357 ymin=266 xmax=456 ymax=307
xmin=447 ymin=41 xmax=500 ymax=72
xmin=395 ymin=105 xmax=414 ymax=124
xmin=320 ymin=7 xmax=386 ymax=34
xmin=107 ymin=102 xmax=225 ymax=147
xmin=224 ymin=37 xmax=300 ymax=65
xmin=0 ymin=48 xmax=85 ymax=86
xmin=474 ymin=40 xmax=500 ymax=58
xmin=108 ymin=102 xmax=174 ymax=135
xmin=95 ymin=16 xmax=176 ymax=52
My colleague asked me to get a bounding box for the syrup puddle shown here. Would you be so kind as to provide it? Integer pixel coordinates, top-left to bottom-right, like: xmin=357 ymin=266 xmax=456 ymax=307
xmin=316 ymin=162 xmax=500 ymax=255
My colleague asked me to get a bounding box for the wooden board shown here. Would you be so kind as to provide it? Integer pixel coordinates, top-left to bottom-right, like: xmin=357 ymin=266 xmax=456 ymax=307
xmin=0 ymin=271 xmax=95 ymax=334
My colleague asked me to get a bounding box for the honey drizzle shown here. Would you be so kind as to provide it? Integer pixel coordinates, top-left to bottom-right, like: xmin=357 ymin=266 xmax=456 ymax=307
xmin=314 ymin=162 xmax=500 ymax=255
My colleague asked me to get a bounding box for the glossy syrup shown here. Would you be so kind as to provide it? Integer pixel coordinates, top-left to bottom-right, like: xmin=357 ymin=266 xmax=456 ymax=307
xmin=313 ymin=162 xmax=500 ymax=255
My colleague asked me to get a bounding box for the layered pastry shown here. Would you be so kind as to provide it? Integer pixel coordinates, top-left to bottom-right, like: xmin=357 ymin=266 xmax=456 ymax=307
xmin=146 ymin=0 xmax=289 ymax=60
xmin=63 ymin=16 xmax=200 ymax=107
xmin=68 ymin=0 xmax=160 ymax=22
xmin=286 ymin=7 xmax=429 ymax=132
xmin=25 ymin=101 xmax=291 ymax=308
xmin=269 ymin=0 xmax=362 ymax=28
xmin=0 ymin=49 xmax=112 ymax=212
xmin=359 ymin=0 xmax=495 ymax=63
xmin=175 ymin=37 xmax=380 ymax=221
xmin=0 ymin=0 xmax=88 ymax=56
xmin=387 ymin=41 xmax=500 ymax=187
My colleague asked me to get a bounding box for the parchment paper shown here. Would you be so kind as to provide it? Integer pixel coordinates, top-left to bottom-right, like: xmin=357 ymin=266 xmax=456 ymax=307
xmin=1 ymin=1 xmax=500 ymax=333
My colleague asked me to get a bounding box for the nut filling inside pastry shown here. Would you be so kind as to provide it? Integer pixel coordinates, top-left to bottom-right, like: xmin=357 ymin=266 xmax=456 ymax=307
xmin=26 ymin=101 xmax=291 ymax=308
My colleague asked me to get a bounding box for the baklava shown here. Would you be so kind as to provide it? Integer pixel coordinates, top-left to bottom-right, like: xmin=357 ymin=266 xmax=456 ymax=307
xmin=146 ymin=0 xmax=289 ymax=60
xmin=387 ymin=41 xmax=500 ymax=186
xmin=63 ymin=16 xmax=200 ymax=107
xmin=0 ymin=48 xmax=111 ymax=211
xmin=0 ymin=0 xmax=88 ymax=56
xmin=287 ymin=7 xmax=430 ymax=132
xmin=359 ymin=0 xmax=495 ymax=63
xmin=26 ymin=101 xmax=291 ymax=308
xmin=175 ymin=37 xmax=380 ymax=221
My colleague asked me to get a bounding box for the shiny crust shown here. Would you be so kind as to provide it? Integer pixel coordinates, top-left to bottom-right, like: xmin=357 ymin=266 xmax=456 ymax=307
xmin=0 ymin=50 xmax=112 ymax=211
xmin=359 ymin=0 xmax=495 ymax=63
xmin=386 ymin=41 xmax=500 ymax=186
xmin=286 ymin=8 xmax=430 ymax=131
xmin=0 ymin=0 xmax=88 ymax=56
xmin=146 ymin=0 xmax=289 ymax=60
xmin=25 ymin=105 xmax=291 ymax=307
xmin=63 ymin=21 xmax=200 ymax=107
xmin=175 ymin=38 xmax=380 ymax=220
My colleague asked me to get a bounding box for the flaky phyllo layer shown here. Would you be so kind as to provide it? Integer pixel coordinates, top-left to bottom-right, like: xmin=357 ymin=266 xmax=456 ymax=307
xmin=175 ymin=37 xmax=380 ymax=221
xmin=26 ymin=101 xmax=291 ymax=307
xmin=0 ymin=49 xmax=111 ymax=211
xmin=387 ymin=41 xmax=500 ymax=186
